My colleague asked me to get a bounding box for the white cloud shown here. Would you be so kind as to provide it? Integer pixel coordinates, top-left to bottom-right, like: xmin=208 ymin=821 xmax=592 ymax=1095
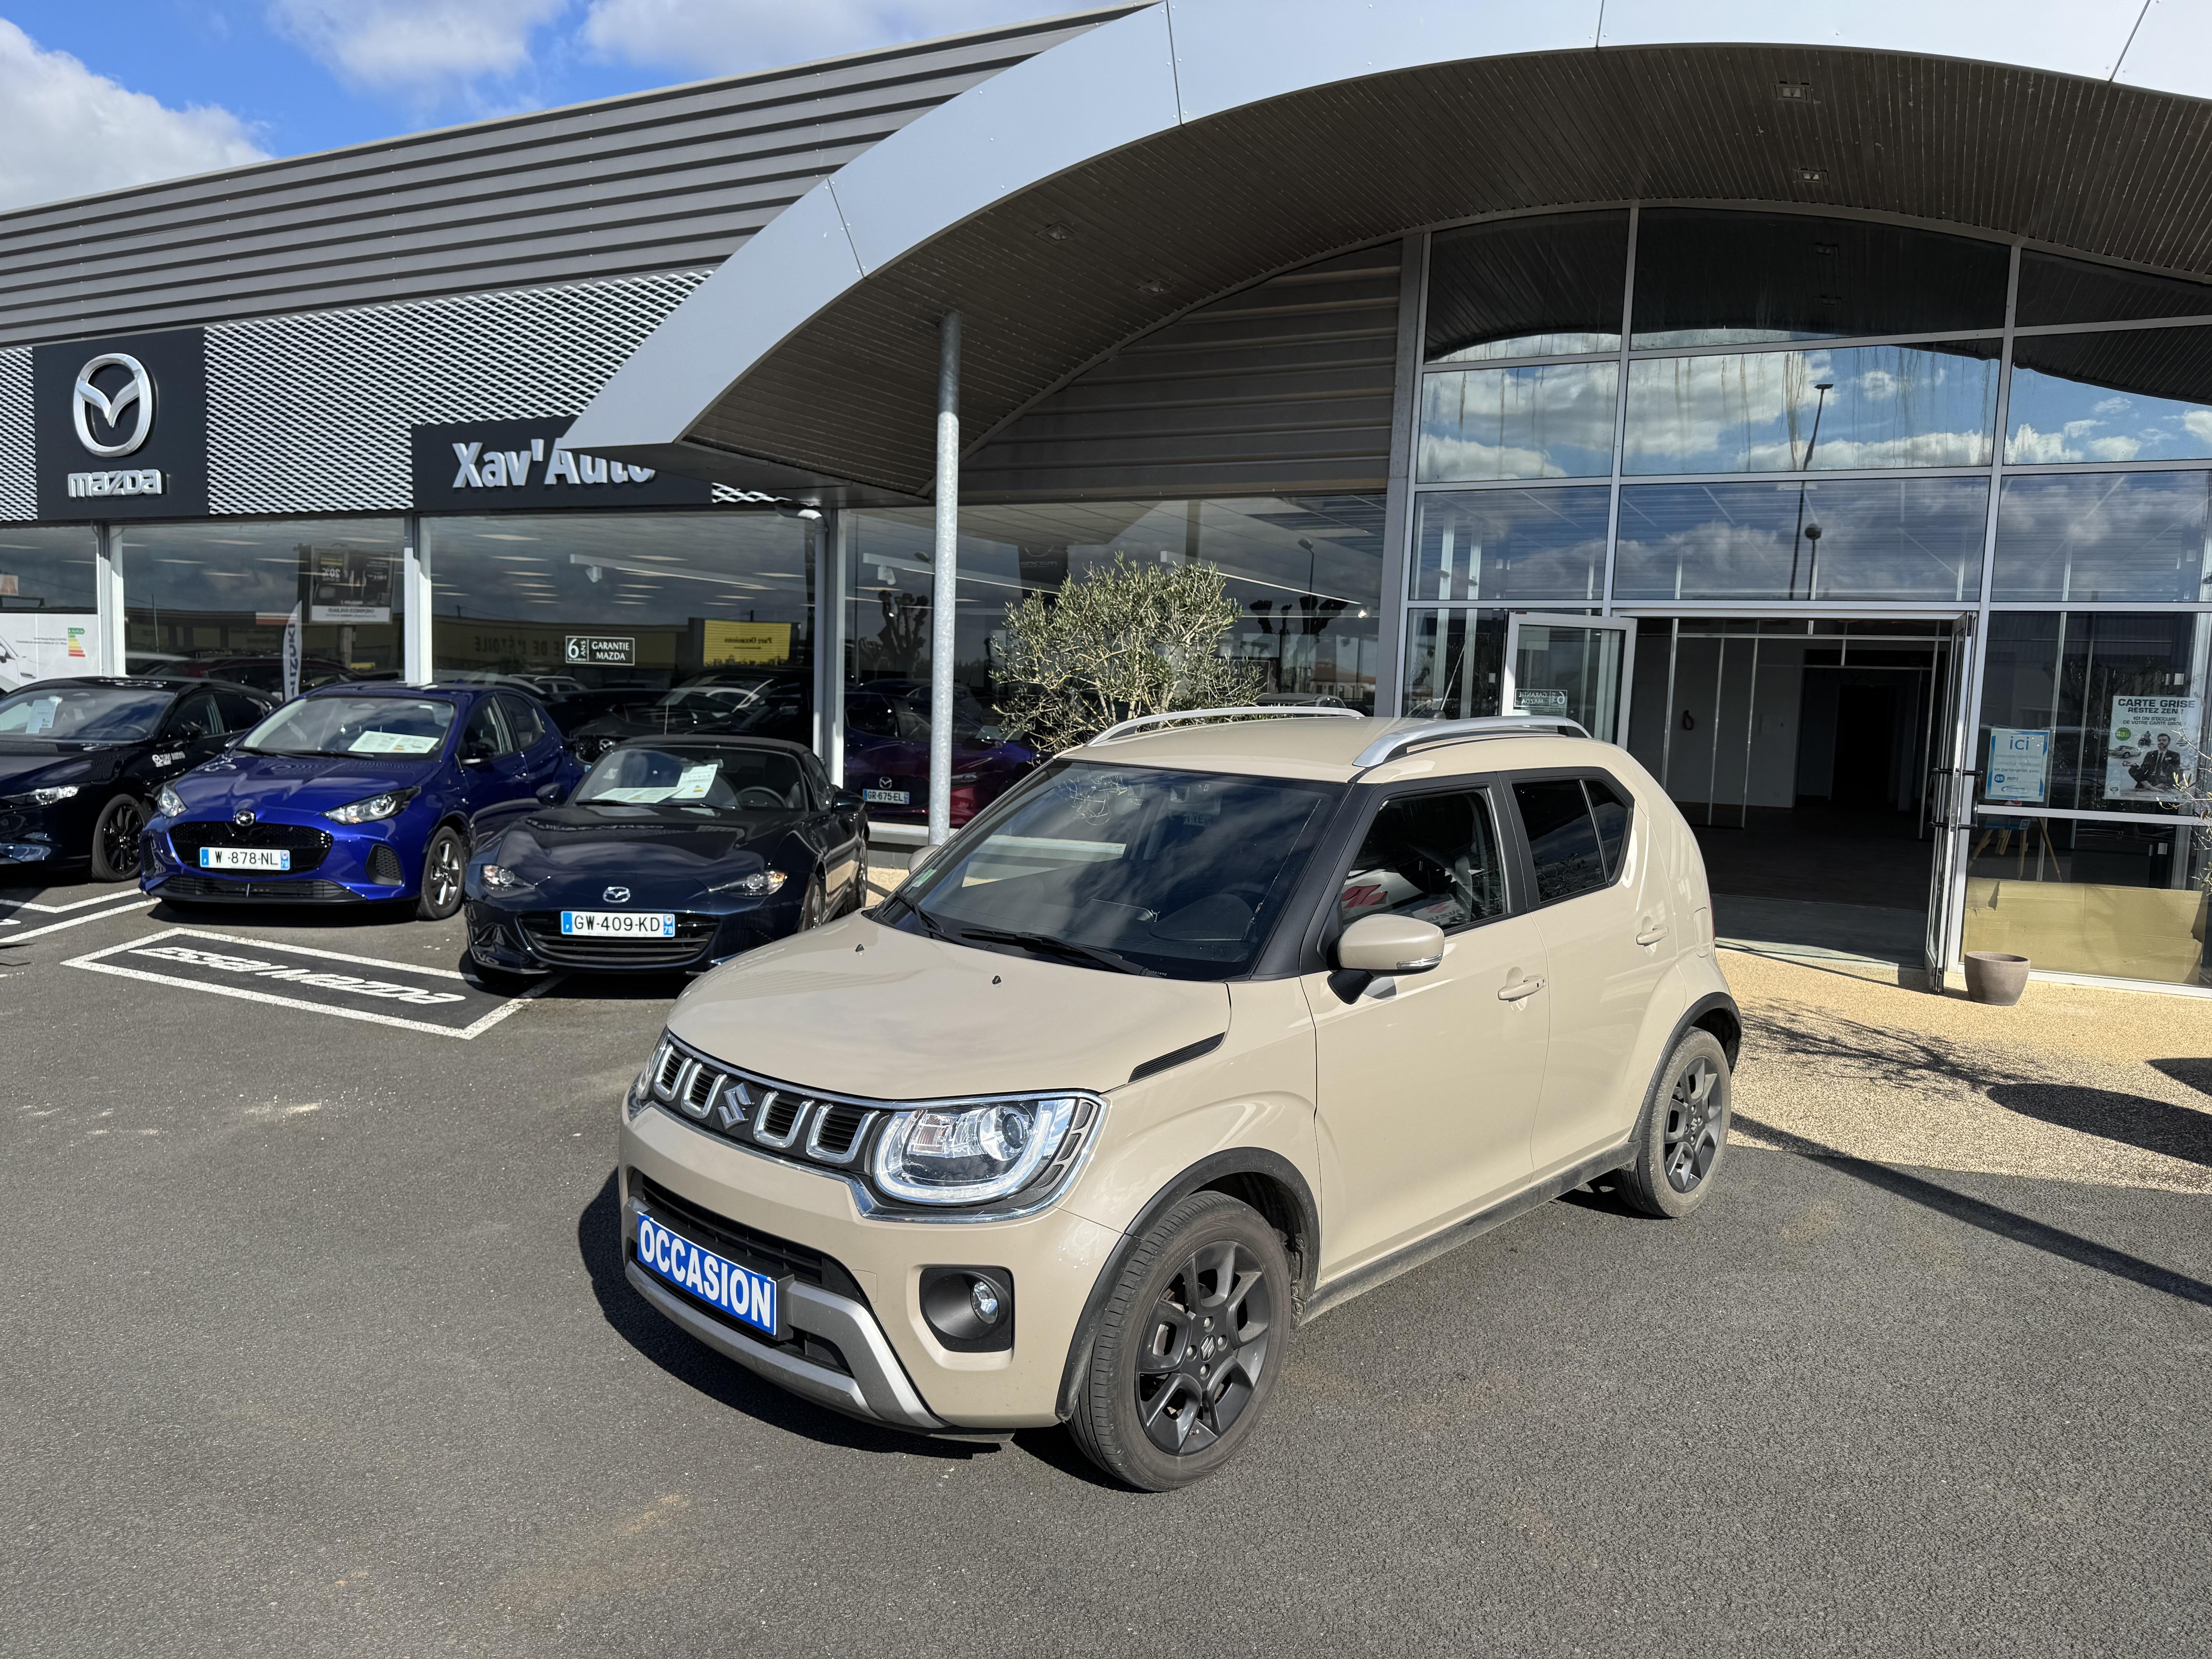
xmin=579 ymin=0 xmax=1054 ymax=76
xmin=268 ymin=0 xmax=570 ymax=98
xmin=0 ymin=20 xmax=268 ymax=211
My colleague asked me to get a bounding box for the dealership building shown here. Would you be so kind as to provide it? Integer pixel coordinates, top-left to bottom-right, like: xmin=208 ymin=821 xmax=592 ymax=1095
xmin=7 ymin=1 xmax=2212 ymax=993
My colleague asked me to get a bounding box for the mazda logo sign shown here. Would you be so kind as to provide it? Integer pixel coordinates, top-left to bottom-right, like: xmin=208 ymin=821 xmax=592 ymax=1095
xmin=603 ymin=886 xmax=630 ymax=904
xmin=233 ymin=808 xmax=256 ymax=827
xmin=72 ymin=353 xmax=155 ymax=458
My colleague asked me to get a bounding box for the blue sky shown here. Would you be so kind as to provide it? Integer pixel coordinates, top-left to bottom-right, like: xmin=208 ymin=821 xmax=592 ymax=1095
xmin=0 ymin=0 xmax=1061 ymax=210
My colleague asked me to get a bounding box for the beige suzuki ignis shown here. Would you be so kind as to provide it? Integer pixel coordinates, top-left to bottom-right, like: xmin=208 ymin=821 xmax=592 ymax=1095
xmin=618 ymin=709 xmax=1739 ymax=1489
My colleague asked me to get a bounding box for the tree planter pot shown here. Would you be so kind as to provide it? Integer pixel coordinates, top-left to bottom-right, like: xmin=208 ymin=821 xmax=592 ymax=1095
xmin=1964 ymin=951 xmax=2031 ymax=1006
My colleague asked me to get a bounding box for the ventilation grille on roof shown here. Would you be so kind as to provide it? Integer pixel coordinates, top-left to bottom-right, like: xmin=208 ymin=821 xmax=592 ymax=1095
xmin=203 ymin=270 xmax=709 ymax=516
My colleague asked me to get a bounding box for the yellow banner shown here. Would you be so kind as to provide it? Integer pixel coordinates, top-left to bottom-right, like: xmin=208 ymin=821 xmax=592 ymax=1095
xmin=702 ymin=620 xmax=792 ymax=665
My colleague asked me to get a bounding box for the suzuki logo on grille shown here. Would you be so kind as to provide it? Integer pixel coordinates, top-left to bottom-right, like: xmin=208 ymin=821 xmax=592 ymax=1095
xmin=603 ymin=885 xmax=630 ymax=904
xmin=72 ymin=354 xmax=155 ymax=458
xmin=233 ymin=809 xmax=256 ymax=827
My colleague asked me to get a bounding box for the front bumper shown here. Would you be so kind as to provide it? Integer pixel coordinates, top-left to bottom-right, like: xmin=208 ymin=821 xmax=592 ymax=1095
xmin=467 ymin=890 xmax=803 ymax=974
xmin=619 ymin=1101 xmax=1118 ymax=1431
xmin=141 ymin=812 xmax=416 ymax=903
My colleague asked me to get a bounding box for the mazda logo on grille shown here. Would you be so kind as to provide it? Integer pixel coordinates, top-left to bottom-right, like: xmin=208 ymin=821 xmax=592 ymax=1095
xmin=233 ymin=808 xmax=256 ymax=827
xmin=72 ymin=353 xmax=155 ymax=458
xmin=603 ymin=886 xmax=630 ymax=904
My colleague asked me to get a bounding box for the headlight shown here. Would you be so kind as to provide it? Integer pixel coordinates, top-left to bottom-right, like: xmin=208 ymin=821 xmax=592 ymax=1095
xmin=3 ymin=785 xmax=80 ymax=807
xmin=709 ymin=869 xmax=787 ymax=896
xmin=325 ymin=787 xmax=417 ymax=824
xmin=154 ymin=783 xmax=187 ymax=818
xmin=870 ymin=1095 xmax=1084 ymax=1206
xmin=481 ymin=863 xmax=534 ymax=891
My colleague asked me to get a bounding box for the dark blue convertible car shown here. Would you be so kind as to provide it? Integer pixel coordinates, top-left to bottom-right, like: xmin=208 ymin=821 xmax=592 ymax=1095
xmin=141 ymin=682 xmax=580 ymax=917
xmin=462 ymin=735 xmax=867 ymax=975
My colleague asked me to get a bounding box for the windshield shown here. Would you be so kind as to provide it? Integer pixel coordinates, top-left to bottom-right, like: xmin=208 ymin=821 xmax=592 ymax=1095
xmin=0 ymin=684 xmax=172 ymax=742
xmin=573 ymin=745 xmax=806 ymax=813
xmin=886 ymin=762 xmax=1340 ymax=979
xmin=241 ymin=696 xmax=455 ymax=757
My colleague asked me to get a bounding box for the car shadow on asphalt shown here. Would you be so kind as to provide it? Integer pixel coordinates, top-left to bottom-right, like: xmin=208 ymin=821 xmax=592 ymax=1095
xmin=574 ymin=1169 xmax=1003 ymax=1464
xmin=1986 ymin=1081 xmax=2212 ymax=1170
xmin=149 ymin=897 xmax=421 ymax=930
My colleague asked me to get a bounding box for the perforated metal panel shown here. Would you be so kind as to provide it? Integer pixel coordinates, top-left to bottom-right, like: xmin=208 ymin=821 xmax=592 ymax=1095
xmin=0 ymin=348 xmax=30 ymax=520
xmin=204 ymin=272 xmax=707 ymax=515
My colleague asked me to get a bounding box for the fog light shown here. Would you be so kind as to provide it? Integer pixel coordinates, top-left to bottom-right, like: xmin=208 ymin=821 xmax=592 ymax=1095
xmin=919 ymin=1266 xmax=1013 ymax=1353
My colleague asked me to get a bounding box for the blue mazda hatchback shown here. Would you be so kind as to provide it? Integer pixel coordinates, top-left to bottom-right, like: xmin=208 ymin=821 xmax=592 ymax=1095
xmin=141 ymin=683 xmax=580 ymax=918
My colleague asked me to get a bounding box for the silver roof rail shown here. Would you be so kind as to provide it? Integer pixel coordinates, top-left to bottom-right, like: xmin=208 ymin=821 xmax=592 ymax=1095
xmin=1354 ymin=715 xmax=1590 ymax=769
xmin=1087 ymin=704 xmax=1366 ymax=746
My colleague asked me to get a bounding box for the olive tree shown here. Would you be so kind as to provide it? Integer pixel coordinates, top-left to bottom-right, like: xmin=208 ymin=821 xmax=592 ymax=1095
xmin=994 ymin=554 xmax=1267 ymax=756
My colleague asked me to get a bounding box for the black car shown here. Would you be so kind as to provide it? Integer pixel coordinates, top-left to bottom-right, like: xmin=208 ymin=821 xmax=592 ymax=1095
xmin=462 ymin=735 xmax=867 ymax=975
xmin=0 ymin=677 xmax=277 ymax=882
xmin=560 ymin=675 xmax=812 ymax=765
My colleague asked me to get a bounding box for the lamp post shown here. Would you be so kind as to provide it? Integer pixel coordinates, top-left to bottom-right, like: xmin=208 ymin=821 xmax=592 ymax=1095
xmin=1788 ymin=380 xmax=1834 ymax=601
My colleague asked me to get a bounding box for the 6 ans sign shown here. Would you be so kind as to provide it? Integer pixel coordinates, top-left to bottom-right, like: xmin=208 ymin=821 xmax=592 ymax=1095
xmin=411 ymin=416 xmax=709 ymax=511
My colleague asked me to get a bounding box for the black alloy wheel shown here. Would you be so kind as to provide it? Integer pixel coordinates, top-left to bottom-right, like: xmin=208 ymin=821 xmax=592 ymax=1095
xmin=1619 ymin=1027 xmax=1732 ymax=1219
xmin=89 ymin=794 xmax=147 ymax=883
xmin=1133 ymin=1238 xmax=1274 ymax=1457
xmin=1068 ymin=1190 xmax=1293 ymax=1490
xmin=415 ymin=828 xmax=467 ymax=921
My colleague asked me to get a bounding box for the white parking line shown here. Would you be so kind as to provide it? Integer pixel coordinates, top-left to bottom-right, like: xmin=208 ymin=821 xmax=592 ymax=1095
xmin=1 ymin=890 xmax=157 ymax=914
xmin=0 ymin=899 xmax=159 ymax=944
xmin=62 ymin=927 xmax=558 ymax=1040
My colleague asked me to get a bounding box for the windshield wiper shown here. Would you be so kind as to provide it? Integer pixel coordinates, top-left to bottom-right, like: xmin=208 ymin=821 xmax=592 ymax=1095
xmin=944 ymin=922 xmax=1161 ymax=977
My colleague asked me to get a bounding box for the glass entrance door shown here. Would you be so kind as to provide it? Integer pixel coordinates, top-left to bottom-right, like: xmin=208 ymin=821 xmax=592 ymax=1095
xmin=1922 ymin=614 xmax=1977 ymax=991
xmin=1501 ymin=612 xmax=1631 ymax=741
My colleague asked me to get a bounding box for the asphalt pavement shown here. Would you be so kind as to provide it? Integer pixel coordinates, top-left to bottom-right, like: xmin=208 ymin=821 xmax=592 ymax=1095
xmin=3 ymin=877 xmax=2209 ymax=1657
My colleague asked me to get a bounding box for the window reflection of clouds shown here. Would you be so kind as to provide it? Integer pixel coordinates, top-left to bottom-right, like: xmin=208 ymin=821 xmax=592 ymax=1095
xmin=2005 ymin=327 xmax=2212 ymax=464
xmin=1417 ymin=363 xmax=1618 ymax=481
xmin=1412 ymin=488 xmax=1611 ymax=603
xmin=1614 ymin=478 xmax=1988 ymax=601
xmin=1623 ymin=344 xmax=1998 ymax=475
xmin=1992 ymin=472 xmax=2212 ymax=601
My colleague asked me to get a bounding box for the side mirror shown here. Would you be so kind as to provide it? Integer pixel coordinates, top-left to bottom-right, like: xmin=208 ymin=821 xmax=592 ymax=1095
xmin=830 ymin=787 xmax=864 ymax=811
xmin=1336 ymin=913 xmax=1446 ymax=976
xmin=534 ymin=782 xmax=566 ymax=805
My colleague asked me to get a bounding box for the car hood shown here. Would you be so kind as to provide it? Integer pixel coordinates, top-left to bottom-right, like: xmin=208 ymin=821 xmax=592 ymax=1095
xmin=174 ymin=752 xmax=443 ymax=815
xmin=667 ymin=912 xmax=1229 ymax=1098
xmin=491 ymin=807 xmax=773 ymax=882
xmin=0 ymin=744 xmax=113 ymax=791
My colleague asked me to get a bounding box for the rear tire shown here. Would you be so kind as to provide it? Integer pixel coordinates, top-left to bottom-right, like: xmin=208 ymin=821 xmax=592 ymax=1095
xmin=89 ymin=794 xmax=146 ymax=883
xmin=1618 ymin=1028 xmax=1732 ymax=1219
xmin=800 ymin=872 xmax=827 ymax=930
xmin=1067 ymin=1190 xmax=1290 ymax=1491
xmin=415 ymin=827 xmax=466 ymax=921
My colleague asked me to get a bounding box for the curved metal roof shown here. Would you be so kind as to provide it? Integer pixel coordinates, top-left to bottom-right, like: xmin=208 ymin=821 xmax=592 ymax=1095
xmin=563 ymin=0 xmax=2212 ymax=501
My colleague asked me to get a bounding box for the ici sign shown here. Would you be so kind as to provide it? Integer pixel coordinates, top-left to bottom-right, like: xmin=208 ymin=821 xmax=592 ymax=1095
xmin=411 ymin=416 xmax=709 ymax=510
xmin=34 ymin=329 xmax=208 ymax=520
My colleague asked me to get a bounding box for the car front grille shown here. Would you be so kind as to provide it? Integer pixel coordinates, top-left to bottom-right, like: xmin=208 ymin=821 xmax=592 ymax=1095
xmin=161 ymin=875 xmax=359 ymax=900
xmin=518 ymin=912 xmax=718 ymax=968
xmin=169 ymin=820 xmax=335 ymax=872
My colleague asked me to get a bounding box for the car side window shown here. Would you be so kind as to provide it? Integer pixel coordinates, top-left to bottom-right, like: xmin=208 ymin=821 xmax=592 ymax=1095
xmin=1513 ymin=777 xmax=1617 ymax=904
xmin=845 ymin=695 xmax=895 ymax=738
xmin=464 ymin=699 xmax=514 ymax=757
xmin=166 ymin=691 xmax=222 ymax=739
xmin=1338 ymin=788 xmax=1507 ymax=931
xmin=213 ymin=692 xmax=269 ymax=731
xmin=1585 ymin=775 xmax=1631 ymax=880
xmin=499 ymin=695 xmax=546 ymax=750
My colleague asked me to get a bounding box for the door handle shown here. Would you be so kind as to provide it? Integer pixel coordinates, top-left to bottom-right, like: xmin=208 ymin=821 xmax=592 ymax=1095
xmin=1498 ymin=974 xmax=1546 ymax=1002
xmin=1637 ymin=920 xmax=1669 ymax=946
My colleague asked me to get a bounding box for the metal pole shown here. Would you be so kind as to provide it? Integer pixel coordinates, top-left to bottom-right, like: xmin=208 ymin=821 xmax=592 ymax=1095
xmin=928 ymin=312 xmax=962 ymax=848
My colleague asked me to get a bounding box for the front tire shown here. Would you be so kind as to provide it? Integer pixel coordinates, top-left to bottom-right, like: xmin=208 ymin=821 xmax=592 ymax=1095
xmin=415 ymin=827 xmax=466 ymax=921
xmin=800 ymin=872 xmax=827 ymax=930
xmin=1618 ymin=1028 xmax=1732 ymax=1219
xmin=89 ymin=794 xmax=146 ymax=882
xmin=1067 ymin=1190 xmax=1290 ymax=1491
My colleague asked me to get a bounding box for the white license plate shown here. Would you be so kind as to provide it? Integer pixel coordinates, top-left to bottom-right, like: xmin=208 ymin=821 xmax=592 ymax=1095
xmin=862 ymin=788 xmax=909 ymax=805
xmin=562 ymin=910 xmax=677 ymax=936
xmin=200 ymin=847 xmax=289 ymax=871
xmin=636 ymin=1212 xmax=784 ymax=1337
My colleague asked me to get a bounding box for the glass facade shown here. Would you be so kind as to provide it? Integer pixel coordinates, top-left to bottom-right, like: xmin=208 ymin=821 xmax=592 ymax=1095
xmin=0 ymin=526 xmax=98 ymax=614
xmin=121 ymin=518 xmax=406 ymax=690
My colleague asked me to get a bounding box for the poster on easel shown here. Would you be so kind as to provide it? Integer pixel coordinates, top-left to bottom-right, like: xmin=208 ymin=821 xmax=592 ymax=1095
xmin=0 ymin=613 xmax=98 ymax=692
xmin=2105 ymin=695 xmax=2201 ymax=804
